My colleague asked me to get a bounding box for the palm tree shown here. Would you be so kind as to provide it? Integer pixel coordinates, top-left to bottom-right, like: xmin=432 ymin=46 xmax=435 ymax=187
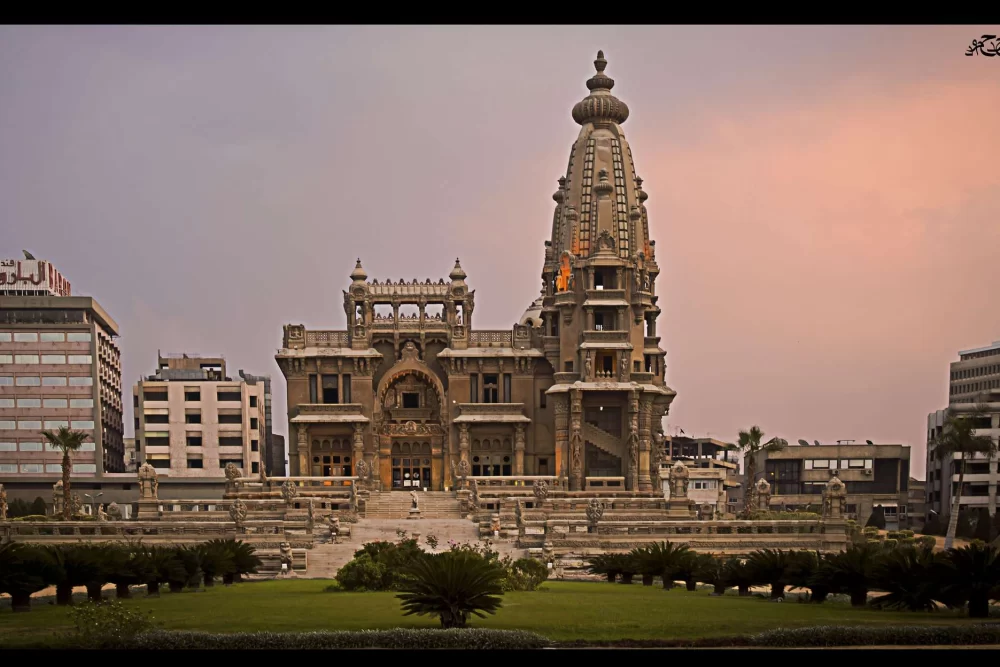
xmin=823 ymin=543 xmax=883 ymax=607
xmin=729 ymin=426 xmax=788 ymax=516
xmin=695 ymin=554 xmax=729 ymax=595
xmin=931 ymin=404 xmax=997 ymax=549
xmin=197 ymin=541 xmax=235 ymax=588
xmin=746 ymin=548 xmax=797 ymax=599
xmin=585 ymin=554 xmax=619 ymax=583
xmin=41 ymin=426 xmax=90 ymax=520
xmin=0 ymin=543 xmax=59 ymax=612
xmin=722 ymin=557 xmax=756 ymax=596
xmin=872 ymin=545 xmax=945 ymax=612
xmin=633 ymin=542 xmax=692 ymax=589
xmin=142 ymin=546 xmax=185 ymax=596
xmin=205 ymin=539 xmax=262 ymax=584
xmin=46 ymin=545 xmax=104 ymax=606
xmin=941 ymin=542 xmax=1000 ymax=618
xmin=396 ymin=549 xmax=504 ymax=628
xmin=788 ymin=550 xmax=831 ymax=603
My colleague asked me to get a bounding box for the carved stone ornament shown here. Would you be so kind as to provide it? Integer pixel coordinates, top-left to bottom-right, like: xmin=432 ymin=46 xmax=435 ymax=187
xmin=229 ymin=499 xmax=248 ymax=527
xmin=457 ymin=458 xmax=471 ymax=478
xmin=137 ymin=462 xmax=159 ymax=500
xmin=0 ymin=484 xmax=6 ymax=521
xmin=532 ymin=479 xmax=549 ymax=502
xmin=224 ymin=462 xmax=241 ymax=481
xmin=281 ymin=480 xmax=298 ymax=504
xmin=106 ymin=501 xmax=122 ymax=519
xmin=585 ymin=498 xmax=605 ymax=524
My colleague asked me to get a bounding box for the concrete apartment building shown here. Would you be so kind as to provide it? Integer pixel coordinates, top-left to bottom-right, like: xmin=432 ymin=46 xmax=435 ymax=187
xmin=926 ymin=339 xmax=1000 ymax=520
xmin=658 ymin=436 xmax=741 ymax=513
xmin=0 ymin=256 xmax=126 ymax=502
xmin=750 ymin=441 xmax=913 ymax=529
xmin=133 ymin=354 xmax=269 ymax=496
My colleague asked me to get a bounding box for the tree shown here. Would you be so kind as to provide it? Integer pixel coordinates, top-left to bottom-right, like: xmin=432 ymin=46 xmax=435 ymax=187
xmin=197 ymin=541 xmax=235 ymax=587
xmin=871 ymin=545 xmax=945 ymax=612
xmin=40 ymin=426 xmax=90 ymax=520
xmin=585 ymin=554 xmax=619 ymax=583
xmin=745 ymin=548 xmax=797 ymax=599
xmin=788 ymin=550 xmax=830 ymax=603
xmin=942 ymin=542 xmax=1000 ymax=618
xmin=142 ymin=546 xmax=185 ymax=596
xmin=46 ymin=545 xmax=104 ymax=606
xmin=729 ymin=426 xmax=788 ymax=516
xmin=722 ymin=557 xmax=756 ymax=596
xmin=396 ymin=549 xmax=504 ymax=628
xmin=632 ymin=542 xmax=692 ymax=589
xmin=0 ymin=543 xmax=59 ymax=612
xmin=695 ymin=554 xmax=729 ymax=595
xmin=866 ymin=505 xmax=886 ymax=530
xmin=931 ymin=404 xmax=997 ymax=549
xmin=28 ymin=497 xmax=47 ymax=516
xmin=822 ymin=544 xmax=883 ymax=606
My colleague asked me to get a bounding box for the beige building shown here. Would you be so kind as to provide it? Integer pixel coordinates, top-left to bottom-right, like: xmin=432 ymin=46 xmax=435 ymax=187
xmin=751 ymin=441 xmax=913 ymax=529
xmin=133 ymin=354 xmax=267 ymax=480
xmin=123 ymin=437 xmax=137 ymax=472
xmin=658 ymin=437 xmax=740 ymax=511
xmin=276 ymin=52 xmax=675 ymax=492
xmin=948 ymin=339 xmax=1000 ymax=404
xmin=0 ymin=291 xmax=125 ymax=502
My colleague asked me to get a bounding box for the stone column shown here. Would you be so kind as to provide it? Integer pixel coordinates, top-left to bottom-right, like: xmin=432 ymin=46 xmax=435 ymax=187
xmin=638 ymin=395 xmax=653 ymax=492
xmin=458 ymin=424 xmax=470 ymax=464
xmin=569 ymin=389 xmax=584 ymax=492
xmin=554 ymin=395 xmax=569 ymax=486
xmin=352 ymin=423 xmax=365 ymax=477
xmin=296 ymin=425 xmax=309 ymax=477
xmin=514 ymin=424 xmax=526 ymax=476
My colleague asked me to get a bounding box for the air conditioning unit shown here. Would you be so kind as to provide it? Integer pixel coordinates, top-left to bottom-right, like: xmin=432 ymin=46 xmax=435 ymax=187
xmin=864 ymin=469 xmax=873 ymax=476
xmin=830 ymin=469 xmax=839 ymax=476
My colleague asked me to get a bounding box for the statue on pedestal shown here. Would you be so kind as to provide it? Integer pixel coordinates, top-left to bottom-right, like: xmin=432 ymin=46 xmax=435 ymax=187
xmin=280 ymin=480 xmax=298 ymax=505
xmin=138 ymin=462 xmax=159 ymax=500
xmin=823 ymin=476 xmax=847 ymax=519
xmin=224 ymin=462 xmax=242 ymax=493
xmin=410 ymin=490 xmax=419 ymax=510
xmin=0 ymin=484 xmax=7 ymax=521
xmin=52 ymin=480 xmax=64 ymax=516
xmin=97 ymin=504 xmax=109 ymax=522
xmin=278 ymin=542 xmax=293 ymax=575
xmin=755 ymin=477 xmax=772 ymax=512
xmin=532 ymin=479 xmax=549 ymax=503
xmin=229 ymin=499 xmax=248 ymax=528
xmin=669 ymin=462 xmax=690 ymax=500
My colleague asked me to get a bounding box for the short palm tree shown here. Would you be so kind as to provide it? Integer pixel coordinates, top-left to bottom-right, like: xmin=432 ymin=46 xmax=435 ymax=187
xmin=197 ymin=541 xmax=235 ymax=588
xmin=586 ymin=554 xmax=619 ymax=583
xmin=746 ymin=548 xmax=796 ymax=599
xmin=143 ymin=546 xmax=185 ymax=596
xmin=633 ymin=542 xmax=692 ymax=589
xmin=931 ymin=404 xmax=997 ymax=549
xmin=722 ymin=557 xmax=756 ymax=596
xmin=942 ymin=542 xmax=1000 ymax=618
xmin=41 ymin=426 xmax=90 ymax=520
xmin=205 ymin=539 xmax=262 ymax=584
xmin=695 ymin=554 xmax=729 ymax=595
xmin=46 ymin=545 xmax=104 ymax=606
xmin=396 ymin=549 xmax=504 ymax=628
xmin=872 ymin=545 xmax=945 ymax=612
xmin=823 ymin=543 xmax=883 ymax=607
xmin=729 ymin=426 xmax=787 ymax=515
xmin=789 ymin=550 xmax=831 ymax=603
xmin=0 ymin=543 xmax=59 ymax=612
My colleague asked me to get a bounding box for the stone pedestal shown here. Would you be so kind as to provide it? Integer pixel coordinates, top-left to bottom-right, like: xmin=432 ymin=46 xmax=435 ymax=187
xmin=666 ymin=499 xmax=695 ymax=519
xmin=407 ymin=508 xmax=422 ymax=520
xmin=137 ymin=499 xmax=161 ymax=520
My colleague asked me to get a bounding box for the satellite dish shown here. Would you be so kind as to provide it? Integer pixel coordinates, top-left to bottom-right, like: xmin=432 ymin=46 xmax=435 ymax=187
xmin=797 ymin=439 xmax=809 ymax=447
xmin=813 ymin=440 xmax=822 ymax=447
xmin=866 ymin=440 xmax=873 ymax=445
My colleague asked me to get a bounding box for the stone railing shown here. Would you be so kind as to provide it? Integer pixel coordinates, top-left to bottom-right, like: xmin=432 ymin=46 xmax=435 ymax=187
xmin=585 ymin=289 xmax=626 ymax=301
xmin=468 ymin=476 xmax=564 ymax=489
xmin=456 ymin=403 xmax=528 ymax=420
xmin=585 ymin=477 xmax=626 ymax=490
xmin=469 ymin=330 xmax=513 ymax=347
xmin=305 ymin=330 xmax=350 ymax=347
xmin=371 ymin=319 xmax=449 ymax=331
xmin=581 ymin=330 xmax=630 ymax=344
xmin=0 ymin=520 xmax=312 ymax=549
xmin=293 ymin=404 xmax=366 ymax=419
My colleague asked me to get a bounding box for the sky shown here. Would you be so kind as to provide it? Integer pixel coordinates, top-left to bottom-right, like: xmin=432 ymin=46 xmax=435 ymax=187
xmin=1 ymin=25 xmax=998 ymax=479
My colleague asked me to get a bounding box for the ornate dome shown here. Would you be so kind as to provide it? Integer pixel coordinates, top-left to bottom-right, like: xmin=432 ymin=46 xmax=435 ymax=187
xmin=519 ymin=291 xmax=545 ymax=328
xmin=571 ymin=50 xmax=630 ymax=127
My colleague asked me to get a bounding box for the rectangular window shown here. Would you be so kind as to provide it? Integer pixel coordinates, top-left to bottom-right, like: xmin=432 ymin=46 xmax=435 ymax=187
xmin=71 ymin=420 xmax=95 ymax=430
xmin=185 ymin=412 xmax=202 ymax=424
xmin=20 ymin=463 xmax=43 ymax=473
xmin=0 ymin=333 xmax=9 ymax=342
xmin=470 ymin=374 xmax=479 ymax=403
xmin=0 ymin=420 xmax=16 ymax=430
xmin=0 ymin=398 xmax=13 ymax=408
xmin=40 ymin=332 xmax=65 ymax=342
xmin=15 ymin=355 xmax=39 ymax=364
xmin=68 ymin=355 xmax=92 ymax=364
xmin=69 ymin=398 xmax=93 ymax=408
xmin=144 ymin=414 xmax=169 ymax=424
xmin=0 ymin=355 xmax=11 ymax=364
xmin=19 ymin=441 xmax=43 ymax=451
xmin=16 ymin=376 xmax=40 ymax=386
xmin=342 ymin=375 xmax=351 ymax=404
xmin=249 ymin=395 xmax=257 ymax=408
xmin=68 ymin=376 xmax=92 ymax=386
xmin=864 ymin=459 xmax=874 ymax=468
xmin=218 ymin=390 xmax=242 ymax=402
xmin=44 ymin=398 xmax=68 ymax=408
xmin=252 ymin=461 xmax=259 ymax=474
xmin=41 ymin=419 xmax=66 ymax=429
xmin=321 ymin=374 xmax=338 ymax=404
xmin=503 ymin=374 xmax=512 ymax=403
xmin=67 ymin=332 xmax=92 ymax=342
xmin=146 ymin=437 xmax=169 ymax=447
xmin=186 ymin=458 xmax=204 ymax=469
xmin=250 ymin=417 xmax=259 ymax=430
xmin=0 ymin=464 xmax=17 ymax=473
xmin=80 ymin=442 xmax=95 ymax=451
xmin=804 ymin=460 xmax=813 ymax=470
xmin=219 ymin=459 xmax=244 ymax=469
xmin=539 ymin=389 xmax=547 ymax=409
xmin=186 ymin=435 xmax=203 ymax=447
xmin=0 ymin=376 xmax=12 ymax=386
xmin=14 ymin=332 xmax=38 ymax=342
xmin=16 ymin=398 xmax=41 ymax=408
xmin=848 ymin=459 xmax=866 ymax=469
xmin=219 ymin=437 xmax=243 ymax=447
xmin=149 ymin=459 xmax=170 ymax=469
xmin=45 ymin=463 xmax=62 ymax=473
xmin=483 ymin=374 xmax=499 ymax=404
xmin=72 ymin=463 xmax=97 ymax=473
xmin=219 ymin=414 xmax=242 ymax=424
xmin=43 ymin=376 xmax=67 ymax=386
xmin=41 ymin=354 xmax=66 ymax=364
xmin=0 ymin=442 xmax=14 ymax=451
xmin=309 ymin=374 xmax=318 ymax=403
xmin=251 ymin=439 xmax=259 ymax=452
xmin=19 ymin=419 xmax=42 ymax=429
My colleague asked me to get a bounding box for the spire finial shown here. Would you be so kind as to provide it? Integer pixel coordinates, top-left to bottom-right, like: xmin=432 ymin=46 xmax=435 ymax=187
xmin=595 ymin=50 xmax=607 ymax=73
xmin=350 ymin=258 xmax=367 ymax=282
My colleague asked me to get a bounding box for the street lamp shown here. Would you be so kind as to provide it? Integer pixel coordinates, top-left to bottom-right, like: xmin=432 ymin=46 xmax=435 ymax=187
xmin=83 ymin=492 xmax=103 ymax=515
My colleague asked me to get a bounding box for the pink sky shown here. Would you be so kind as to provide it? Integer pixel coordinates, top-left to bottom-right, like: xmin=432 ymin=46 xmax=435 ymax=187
xmin=1 ymin=26 xmax=997 ymax=477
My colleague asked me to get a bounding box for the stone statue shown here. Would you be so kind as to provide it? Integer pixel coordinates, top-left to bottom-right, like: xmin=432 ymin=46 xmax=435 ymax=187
xmin=52 ymin=480 xmax=64 ymax=516
xmin=354 ymin=459 xmax=370 ymax=489
xmin=258 ymin=461 xmax=268 ymax=484
xmin=107 ymin=501 xmax=122 ymax=520
xmin=457 ymin=458 xmax=470 ymax=479
xmin=619 ymin=354 xmax=629 ymax=382
xmin=532 ymin=479 xmax=549 ymax=503
xmin=280 ymin=480 xmax=298 ymax=504
xmin=585 ymin=498 xmax=605 ymax=524
xmin=327 ymin=513 xmax=340 ymax=540
xmin=224 ymin=462 xmax=242 ymax=493
xmin=278 ymin=542 xmax=293 ymax=573
xmin=138 ymin=462 xmax=158 ymax=500
xmin=584 ymin=351 xmax=593 ymax=380
xmin=70 ymin=494 xmax=83 ymax=516
xmin=823 ymin=476 xmax=847 ymax=519
xmin=669 ymin=462 xmax=690 ymax=500
xmin=410 ymin=490 xmax=419 ymax=510
xmin=97 ymin=504 xmax=109 ymax=521
xmin=370 ymin=451 xmax=380 ymax=483
xmin=570 ymin=433 xmax=583 ymax=472
xmin=698 ymin=503 xmax=714 ymax=521
xmin=627 ymin=422 xmax=639 ymax=488
xmin=755 ymin=477 xmax=772 ymax=512
xmin=229 ymin=499 xmax=248 ymax=527
xmin=0 ymin=484 xmax=7 ymax=521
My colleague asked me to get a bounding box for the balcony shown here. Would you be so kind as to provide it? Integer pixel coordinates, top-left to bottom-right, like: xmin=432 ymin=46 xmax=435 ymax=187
xmin=581 ymin=330 xmax=630 ymax=345
xmin=453 ymin=403 xmax=531 ymax=424
xmin=389 ymin=407 xmax=435 ymax=423
xmin=290 ymin=403 xmax=369 ymax=425
xmin=586 ymin=288 xmax=626 ymax=302
xmin=305 ymin=330 xmax=349 ymax=347
xmin=469 ymin=331 xmax=513 ymax=347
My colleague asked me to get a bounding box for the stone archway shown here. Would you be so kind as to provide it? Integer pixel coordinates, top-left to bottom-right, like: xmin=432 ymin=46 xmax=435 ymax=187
xmin=374 ymin=341 xmax=447 ymax=413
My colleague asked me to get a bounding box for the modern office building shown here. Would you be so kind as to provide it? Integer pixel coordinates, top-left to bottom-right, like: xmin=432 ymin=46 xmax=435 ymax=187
xmin=750 ymin=441 xmax=913 ymax=529
xmin=0 ymin=263 xmax=125 ymax=503
xmin=658 ymin=436 xmax=740 ymax=512
xmin=133 ymin=354 xmax=268 ymax=490
xmin=238 ymin=370 xmax=284 ymax=476
xmin=948 ymin=339 xmax=1000 ymax=404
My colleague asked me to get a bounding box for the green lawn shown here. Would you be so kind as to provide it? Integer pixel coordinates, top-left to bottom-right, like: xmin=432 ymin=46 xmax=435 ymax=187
xmin=0 ymin=580 xmax=982 ymax=647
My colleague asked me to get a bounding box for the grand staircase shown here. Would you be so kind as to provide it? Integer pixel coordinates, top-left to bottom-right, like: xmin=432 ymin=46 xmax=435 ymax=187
xmin=362 ymin=490 xmax=464 ymax=519
xmin=581 ymin=421 xmax=624 ymax=459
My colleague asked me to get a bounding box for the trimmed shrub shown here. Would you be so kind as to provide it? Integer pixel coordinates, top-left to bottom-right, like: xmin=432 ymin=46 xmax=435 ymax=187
xmin=899 ymin=530 xmax=915 ymax=539
xmin=882 ymin=538 xmax=899 ymax=550
xmin=918 ymin=535 xmax=937 ymax=549
xmin=750 ymin=625 xmax=1000 ymax=647
xmin=69 ymin=600 xmax=155 ymax=648
xmin=504 ymin=558 xmax=548 ymax=592
xmin=111 ymin=629 xmax=550 ymax=650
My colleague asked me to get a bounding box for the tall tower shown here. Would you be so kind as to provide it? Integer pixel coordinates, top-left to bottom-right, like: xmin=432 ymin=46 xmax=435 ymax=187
xmin=540 ymin=51 xmax=676 ymax=492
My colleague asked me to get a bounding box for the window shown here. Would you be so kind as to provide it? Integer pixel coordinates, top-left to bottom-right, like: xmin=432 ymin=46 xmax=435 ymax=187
xmin=402 ymin=393 xmax=420 ymax=409
xmin=146 ymin=437 xmax=169 ymax=447
xmin=219 ymin=437 xmax=243 ymax=447
xmin=69 ymin=398 xmax=93 ymax=408
xmin=321 ymin=375 xmax=338 ymax=404
xmin=45 ymin=464 xmax=62 ymax=473
xmin=71 ymin=420 xmax=94 ymax=430
xmin=0 ymin=421 xmax=15 ymax=430
xmin=0 ymin=355 xmax=11 ymax=364
xmin=14 ymin=332 xmax=38 ymax=342
xmin=41 ymin=419 xmax=65 ymax=429
xmin=68 ymin=376 xmax=92 ymax=386
xmin=185 ymin=389 xmax=201 ymax=402
xmin=20 ymin=463 xmax=43 ymax=473
xmin=149 ymin=459 xmax=170 ymax=469
xmin=0 ymin=464 xmax=16 ymax=473
xmin=41 ymin=355 xmax=66 ymax=364
xmin=68 ymin=355 xmax=92 ymax=364
xmin=848 ymin=459 xmax=866 ymax=469
xmin=185 ymin=412 xmax=202 ymax=424
xmin=341 ymin=374 xmax=351 ymax=403
xmin=0 ymin=376 xmax=12 ymax=386
xmin=19 ymin=441 xmax=42 ymax=451
xmin=67 ymin=332 xmax=92 ymax=342
xmin=187 ymin=458 xmax=204 ymax=469
xmin=0 ymin=399 xmax=12 ymax=408
xmin=144 ymin=414 xmax=168 ymax=424
xmin=564 ymin=361 xmax=573 ymax=372
xmin=503 ymin=374 xmax=512 ymax=403
xmin=539 ymin=389 xmax=547 ymax=409
xmin=43 ymin=376 xmax=67 ymax=386
xmin=0 ymin=442 xmax=14 ymax=451
xmin=15 ymin=355 xmax=39 ymax=364
xmin=218 ymin=390 xmax=242 ymax=402
xmin=252 ymin=461 xmax=259 ymax=474
xmin=219 ymin=459 xmax=244 ymax=469
xmin=483 ymin=374 xmax=499 ymax=403
xmin=309 ymin=374 xmax=318 ymax=403
xmin=80 ymin=442 xmax=95 ymax=451
xmin=470 ymin=374 xmax=478 ymax=403
xmin=184 ymin=434 xmax=202 ymax=447
xmin=251 ymin=439 xmax=259 ymax=452
xmin=16 ymin=376 xmax=40 ymax=386
xmin=19 ymin=419 xmax=42 ymax=429
xmin=72 ymin=463 xmax=97 ymax=473
xmin=16 ymin=398 xmax=41 ymax=408
xmin=44 ymin=398 xmax=68 ymax=408
xmin=250 ymin=417 xmax=258 ymax=430
xmin=0 ymin=333 xmax=9 ymax=342
xmin=249 ymin=395 xmax=257 ymax=408
xmin=219 ymin=414 xmax=242 ymax=424
xmin=40 ymin=332 xmax=65 ymax=342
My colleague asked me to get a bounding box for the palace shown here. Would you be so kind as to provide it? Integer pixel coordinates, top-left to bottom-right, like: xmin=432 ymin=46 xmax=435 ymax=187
xmin=276 ymin=51 xmax=676 ymax=495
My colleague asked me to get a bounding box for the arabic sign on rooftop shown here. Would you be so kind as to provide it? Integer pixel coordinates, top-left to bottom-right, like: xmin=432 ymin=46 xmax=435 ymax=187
xmin=0 ymin=259 xmax=72 ymax=297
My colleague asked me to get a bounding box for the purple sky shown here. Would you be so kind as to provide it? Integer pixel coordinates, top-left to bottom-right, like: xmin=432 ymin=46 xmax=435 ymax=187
xmin=2 ymin=26 xmax=998 ymax=477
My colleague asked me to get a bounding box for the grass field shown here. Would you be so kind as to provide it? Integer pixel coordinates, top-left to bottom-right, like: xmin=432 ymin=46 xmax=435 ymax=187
xmin=0 ymin=580 xmax=983 ymax=647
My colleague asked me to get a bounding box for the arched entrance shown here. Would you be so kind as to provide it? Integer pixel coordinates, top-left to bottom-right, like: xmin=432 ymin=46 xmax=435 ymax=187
xmin=390 ymin=440 xmax=432 ymax=490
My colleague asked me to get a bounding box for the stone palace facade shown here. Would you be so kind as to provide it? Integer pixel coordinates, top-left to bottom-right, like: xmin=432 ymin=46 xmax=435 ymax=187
xmin=276 ymin=51 xmax=676 ymax=494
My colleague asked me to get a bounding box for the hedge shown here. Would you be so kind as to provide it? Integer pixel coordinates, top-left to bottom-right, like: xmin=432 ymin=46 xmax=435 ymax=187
xmin=109 ymin=629 xmax=551 ymax=650
xmin=748 ymin=624 xmax=1000 ymax=647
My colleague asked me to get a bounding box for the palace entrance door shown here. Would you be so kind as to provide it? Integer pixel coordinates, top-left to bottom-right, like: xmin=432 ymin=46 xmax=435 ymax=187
xmin=391 ymin=441 xmax=432 ymax=491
